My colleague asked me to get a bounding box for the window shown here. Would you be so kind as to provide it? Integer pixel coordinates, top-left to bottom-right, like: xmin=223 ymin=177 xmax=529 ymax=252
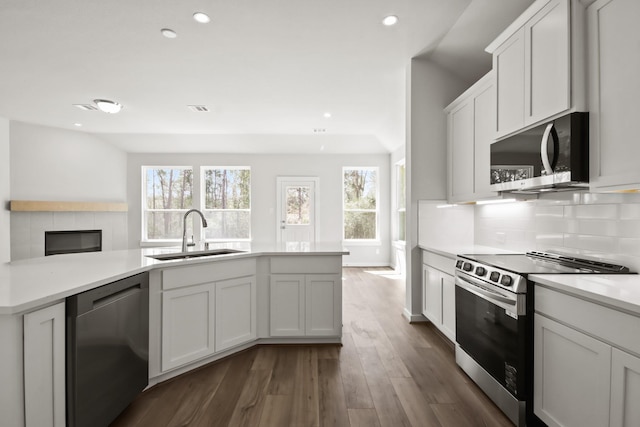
xmin=142 ymin=167 xmax=193 ymax=240
xmin=201 ymin=167 xmax=251 ymax=240
xmin=396 ymin=161 xmax=406 ymax=242
xmin=343 ymin=167 xmax=378 ymax=240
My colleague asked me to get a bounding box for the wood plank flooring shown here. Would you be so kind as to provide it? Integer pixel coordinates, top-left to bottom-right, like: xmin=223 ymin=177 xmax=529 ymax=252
xmin=111 ymin=268 xmax=513 ymax=427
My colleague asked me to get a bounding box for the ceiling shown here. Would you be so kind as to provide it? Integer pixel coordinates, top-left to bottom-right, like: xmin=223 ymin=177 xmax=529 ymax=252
xmin=0 ymin=0 xmax=532 ymax=154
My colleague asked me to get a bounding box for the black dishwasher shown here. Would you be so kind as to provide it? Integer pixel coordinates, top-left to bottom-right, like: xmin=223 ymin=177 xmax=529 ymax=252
xmin=66 ymin=272 xmax=149 ymax=427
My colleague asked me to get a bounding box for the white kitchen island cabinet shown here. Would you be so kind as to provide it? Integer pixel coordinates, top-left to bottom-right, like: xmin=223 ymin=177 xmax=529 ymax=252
xmin=215 ymin=276 xmax=257 ymax=352
xmin=270 ymin=274 xmax=342 ymax=337
xmin=487 ymin=0 xmax=586 ymax=139
xmin=23 ymin=302 xmax=66 ymax=427
xmin=161 ymin=282 xmax=216 ymax=371
xmin=587 ymin=0 xmax=640 ymax=191
xmin=534 ymin=284 xmax=640 ymax=427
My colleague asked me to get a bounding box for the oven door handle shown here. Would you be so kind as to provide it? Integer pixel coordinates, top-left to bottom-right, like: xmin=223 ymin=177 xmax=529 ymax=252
xmin=455 ymin=275 xmax=521 ymax=314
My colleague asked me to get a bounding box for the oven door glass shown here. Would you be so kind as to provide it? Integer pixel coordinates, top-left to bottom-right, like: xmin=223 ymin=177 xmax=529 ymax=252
xmin=455 ymin=285 xmax=526 ymax=399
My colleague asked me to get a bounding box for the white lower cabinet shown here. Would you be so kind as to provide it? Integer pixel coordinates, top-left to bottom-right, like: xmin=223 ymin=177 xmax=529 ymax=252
xmin=422 ymin=250 xmax=455 ymax=342
xmin=610 ymin=348 xmax=640 ymax=427
xmin=215 ymin=276 xmax=257 ymax=351
xmin=534 ymin=313 xmax=611 ymax=427
xmin=270 ymin=274 xmax=341 ymax=337
xmin=162 ymin=282 xmax=216 ymax=371
xmin=23 ymin=302 xmax=66 ymax=427
xmin=534 ymin=285 xmax=640 ymax=427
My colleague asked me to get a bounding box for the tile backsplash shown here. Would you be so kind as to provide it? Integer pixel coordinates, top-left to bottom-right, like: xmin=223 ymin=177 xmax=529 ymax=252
xmin=475 ymin=192 xmax=640 ymax=272
xmin=10 ymin=211 xmax=128 ymax=261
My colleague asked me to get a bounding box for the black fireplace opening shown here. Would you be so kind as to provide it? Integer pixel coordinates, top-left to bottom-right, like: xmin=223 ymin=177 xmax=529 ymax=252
xmin=45 ymin=230 xmax=102 ymax=256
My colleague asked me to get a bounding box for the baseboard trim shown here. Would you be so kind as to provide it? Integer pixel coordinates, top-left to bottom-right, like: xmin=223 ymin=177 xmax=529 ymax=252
xmin=403 ymin=308 xmax=427 ymax=323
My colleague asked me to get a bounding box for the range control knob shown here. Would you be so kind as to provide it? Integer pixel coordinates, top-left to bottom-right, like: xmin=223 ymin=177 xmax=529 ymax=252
xmin=500 ymin=275 xmax=513 ymax=287
xmin=490 ymin=272 xmax=500 ymax=282
xmin=475 ymin=266 xmax=487 ymax=276
xmin=463 ymin=262 xmax=473 ymax=272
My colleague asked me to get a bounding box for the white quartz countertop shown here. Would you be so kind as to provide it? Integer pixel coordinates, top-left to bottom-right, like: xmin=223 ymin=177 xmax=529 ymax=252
xmin=531 ymin=274 xmax=640 ymax=316
xmin=419 ymin=244 xmax=520 ymax=259
xmin=0 ymin=242 xmax=348 ymax=315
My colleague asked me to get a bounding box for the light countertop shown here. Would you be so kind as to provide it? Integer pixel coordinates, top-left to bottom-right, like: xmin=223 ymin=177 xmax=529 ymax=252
xmin=531 ymin=274 xmax=640 ymax=316
xmin=0 ymin=242 xmax=348 ymax=315
xmin=419 ymin=244 xmax=520 ymax=259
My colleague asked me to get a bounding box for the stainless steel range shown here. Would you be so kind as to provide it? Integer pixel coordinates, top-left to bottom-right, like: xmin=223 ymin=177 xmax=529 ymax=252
xmin=454 ymin=251 xmax=631 ymax=427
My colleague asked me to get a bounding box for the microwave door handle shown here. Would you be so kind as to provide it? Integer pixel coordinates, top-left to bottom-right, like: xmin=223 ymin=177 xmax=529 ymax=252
xmin=540 ymin=123 xmax=555 ymax=175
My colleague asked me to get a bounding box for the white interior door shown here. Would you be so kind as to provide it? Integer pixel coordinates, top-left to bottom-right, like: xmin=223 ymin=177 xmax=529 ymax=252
xmin=277 ymin=177 xmax=318 ymax=244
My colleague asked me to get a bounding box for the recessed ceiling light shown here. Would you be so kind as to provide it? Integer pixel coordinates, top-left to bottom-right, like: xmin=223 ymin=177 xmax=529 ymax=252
xmin=73 ymin=123 xmax=82 ymax=127
xmin=382 ymin=15 xmax=398 ymax=26
xmin=323 ymin=112 xmax=332 ymax=118
xmin=193 ymin=12 xmax=211 ymax=23
xmin=161 ymin=28 xmax=177 ymax=39
xmin=313 ymin=128 xmax=326 ymax=133
xmin=94 ymin=99 xmax=123 ymax=114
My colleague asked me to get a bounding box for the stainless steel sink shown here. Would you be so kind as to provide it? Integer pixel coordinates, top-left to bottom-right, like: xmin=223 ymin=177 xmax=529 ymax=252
xmin=146 ymin=248 xmax=245 ymax=261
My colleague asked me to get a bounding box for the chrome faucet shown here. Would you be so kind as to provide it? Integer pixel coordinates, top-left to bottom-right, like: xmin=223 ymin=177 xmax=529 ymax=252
xmin=182 ymin=209 xmax=208 ymax=252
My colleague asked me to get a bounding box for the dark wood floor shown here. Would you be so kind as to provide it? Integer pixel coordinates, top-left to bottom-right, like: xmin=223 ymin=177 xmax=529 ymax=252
xmin=111 ymin=267 xmax=513 ymax=427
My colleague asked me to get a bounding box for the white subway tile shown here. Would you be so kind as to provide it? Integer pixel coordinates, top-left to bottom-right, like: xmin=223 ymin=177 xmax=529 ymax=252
xmin=535 ymin=206 xmax=564 ymax=217
xmin=619 ymin=238 xmax=640 ymax=257
xmin=620 ymin=204 xmax=640 ymax=220
xmin=563 ymin=234 xmax=617 ymax=253
xmin=617 ymin=220 xmax=640 ymax=238
xmin=574 ymin=204 xmax=618 ymax=219
xmin=577 ymin=219 xmax=618 ymax=237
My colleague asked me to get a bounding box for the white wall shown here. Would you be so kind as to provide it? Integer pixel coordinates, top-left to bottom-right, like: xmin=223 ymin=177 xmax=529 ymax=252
xmin=390 ymin=145 xmax=405 ymax=272
xmin=9 ymin=122 xmax=129 ymax=260
xmin=405 ymin=58 xmax=467 ymax=320
xmin=10 ymin=121 xmax=127 ymax=201
xmin=0 ymin=117 xmax=10 ymax=263
xmin=127 ymin=152 xmax=391 ymax=266
xmin=475 ymin=192 xmax=640 ymax=272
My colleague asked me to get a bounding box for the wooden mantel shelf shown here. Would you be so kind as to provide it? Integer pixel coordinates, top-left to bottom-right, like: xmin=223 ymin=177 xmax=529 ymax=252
xmin=9 ymin=200 xmax=128 ymax=212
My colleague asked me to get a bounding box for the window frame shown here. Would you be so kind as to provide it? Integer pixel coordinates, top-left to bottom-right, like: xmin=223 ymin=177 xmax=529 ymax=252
xmin=342 ymin=166 xmax=379 ymax=242
xmin=141 ymin=165 xmax=194 ymax=243
xmin=200 ymin=166 xmax=252 ymax=242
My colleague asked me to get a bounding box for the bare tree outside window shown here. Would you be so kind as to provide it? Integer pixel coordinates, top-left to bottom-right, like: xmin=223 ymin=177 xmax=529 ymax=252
xmin=143 ymin=167 xmax=193 ymax=240
xmin=203 ymin=167 xmax=251 ymax=240
xmin=343 ymin=168 xmax=378 ymax=240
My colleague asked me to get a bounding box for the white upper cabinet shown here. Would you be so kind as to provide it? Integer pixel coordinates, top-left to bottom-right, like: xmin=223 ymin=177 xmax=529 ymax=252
xmin=446 ymin=71 xmax=498 ymax=203
xmin=588 ymin=0 xmax=640 ymax=191
xmin=487 ymin=0 xmax=585 ymax=139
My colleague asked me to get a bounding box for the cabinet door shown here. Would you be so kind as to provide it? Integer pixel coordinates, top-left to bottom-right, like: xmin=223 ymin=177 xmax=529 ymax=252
xmin=534 ymin=314 xmax=611 ymax=427
xmin=440 ymin=273 xmax=456 ymax=342
xmin=215 ymin=276 xmax=257 ymax=352
xmin=610 ymin=348 xmax=640 ymax=427
xmin=162 ymin=283 xmax=215 ymax=371
xmin=270 ymin=274 xmax=305 ymax=336
xmin=588 ymin=0 xmax=640 ymax=190
xmin=473 ymin=78 xmax=497 ymax=197
xmin=422 ymin=265 xmax=442 ymax=326
xmin=23 ymin=302 xmax=66 ymax=427
xmin=494 ymin=28 xmax=525 ymax=137
xmin=448 ymin=100 xmax=475 ymax=201
xmin=524 ymin=0 xmax=570 ymax=125
xmin=305 ymin=274 xmax=341 ymax=336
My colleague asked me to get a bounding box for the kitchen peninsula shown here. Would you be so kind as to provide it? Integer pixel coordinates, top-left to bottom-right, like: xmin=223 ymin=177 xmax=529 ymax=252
xmin=0 ymin=243 xmax=347 ymax=427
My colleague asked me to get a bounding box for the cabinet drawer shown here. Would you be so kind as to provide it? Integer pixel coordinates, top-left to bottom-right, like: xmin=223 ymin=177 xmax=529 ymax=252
xmin=536 ymin=285 xmax=640 ymax=357
xmin=162 ymin=258 xmax=256 ymax=290
xmin=270 ymin=256 xmax=341 ymax=274
xmin=422 ymin=250 xmax=455 ymax=275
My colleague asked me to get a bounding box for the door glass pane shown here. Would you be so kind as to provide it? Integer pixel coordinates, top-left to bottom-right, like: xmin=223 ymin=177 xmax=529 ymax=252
xmin=286 ymin=186 xmax=310 ymax=225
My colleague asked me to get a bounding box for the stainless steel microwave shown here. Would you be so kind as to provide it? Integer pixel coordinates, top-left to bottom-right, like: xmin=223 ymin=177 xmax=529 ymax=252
xmin=489 ymin=112 xmax=589 ymax=193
